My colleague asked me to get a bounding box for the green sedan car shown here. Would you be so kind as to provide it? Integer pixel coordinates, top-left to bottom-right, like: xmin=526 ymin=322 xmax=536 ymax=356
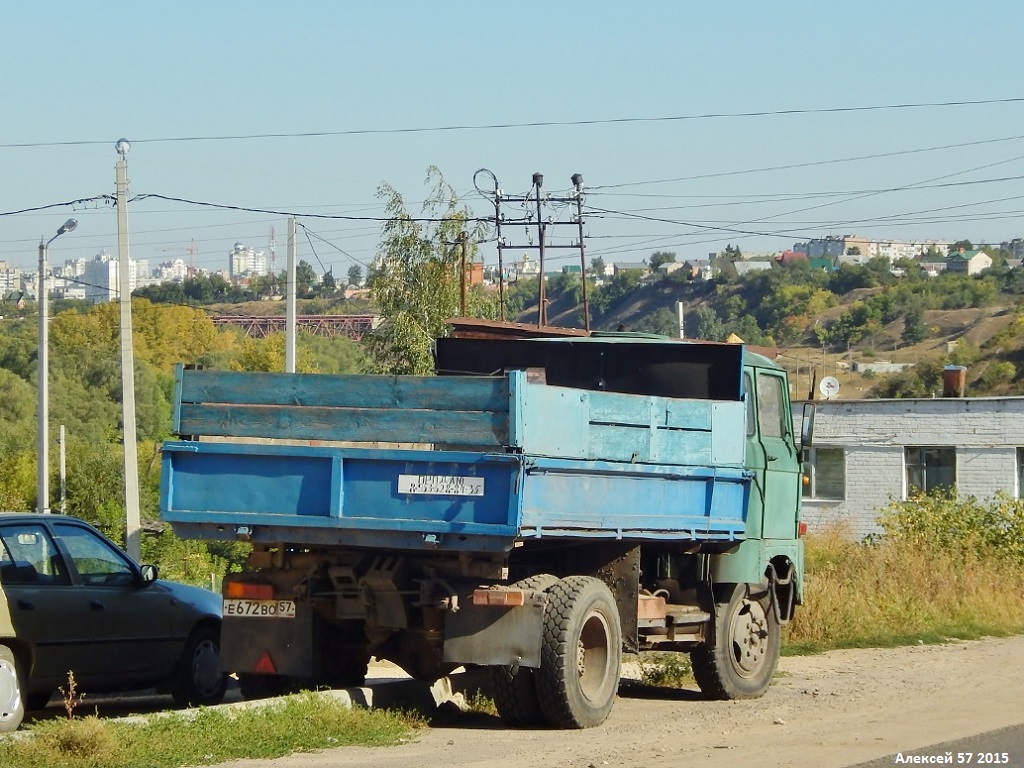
xmin=0 ymin=514 xmax=226 ymax=731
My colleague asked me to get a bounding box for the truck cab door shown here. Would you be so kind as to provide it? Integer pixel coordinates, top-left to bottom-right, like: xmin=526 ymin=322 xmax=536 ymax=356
xmin=745 ymin=369 xmax=801 ymax=540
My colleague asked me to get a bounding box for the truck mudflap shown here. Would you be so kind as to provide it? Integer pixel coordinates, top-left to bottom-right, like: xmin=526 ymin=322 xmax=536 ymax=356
xmin=442 ymin=588 xmax=548 ymax=668
xmin=222 ymin=610 xmax=314 ymax=678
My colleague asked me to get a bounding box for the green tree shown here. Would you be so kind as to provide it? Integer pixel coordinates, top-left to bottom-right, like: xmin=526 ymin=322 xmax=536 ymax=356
xmin=692 ymin=306 xmax=727 ymax=341
xmin=347 ymin=264 xmax=364 ymax=287
xmin=546 ymin=271 xmax=583 ymax=306
xmin=295 ymin=260 xmax=318 ymax=297
xmin=590 ymin=256 xmax=606 ymax=278
xmin=902 ymin=305 xmax=927 ymax=345
xmin=590 ymin=271 xmax=641 ymax=318
xmin=633 ymin=308 xmax=680 ymax=337
xmin=648 ymin=251 xmax=676 ymax=271
xmin=366 ymin=167 xmax=497 ymax=374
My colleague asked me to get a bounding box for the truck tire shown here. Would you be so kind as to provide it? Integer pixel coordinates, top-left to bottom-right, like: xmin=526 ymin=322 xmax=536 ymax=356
xmin=171 ymin=625 xmax=228 ymax=707
xmin=0 ymin=645 xmax=25 ymax=732
xmin=534 ymin=576 xmax=622 ymax=729
xmin=691 ymin=582 xmax=780 ymax=700
xmin=490 ymin=574 xmax=558 ymax=726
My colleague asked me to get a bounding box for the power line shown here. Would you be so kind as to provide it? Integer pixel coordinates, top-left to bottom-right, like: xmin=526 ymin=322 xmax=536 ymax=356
xmin=129 ymin=194 xmax=490 ymax=224
xmin=590 ymin=133 xmax=1024 ymax=189
xmin=4 ymin=97 xmax=1024 ymax=149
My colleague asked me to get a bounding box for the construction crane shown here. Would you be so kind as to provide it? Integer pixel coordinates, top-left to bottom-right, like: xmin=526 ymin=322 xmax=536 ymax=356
xmin=155 ymin=240 xmax=199 ymax=276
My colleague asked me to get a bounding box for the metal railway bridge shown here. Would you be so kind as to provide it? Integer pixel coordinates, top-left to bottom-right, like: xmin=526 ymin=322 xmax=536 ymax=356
xmin=210 ymin=314 xmax=379 ymax=341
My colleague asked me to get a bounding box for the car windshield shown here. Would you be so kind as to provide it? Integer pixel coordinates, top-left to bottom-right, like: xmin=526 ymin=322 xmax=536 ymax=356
xmin=53 ymin=523 xmax=136 ymax=586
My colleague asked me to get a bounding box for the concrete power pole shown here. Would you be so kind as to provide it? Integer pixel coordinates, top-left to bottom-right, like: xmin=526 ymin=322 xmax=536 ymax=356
xmin=115 ymin=139 xmax=142 ymax=561
xmin=285 ymin=217 xmax=297 ymax=373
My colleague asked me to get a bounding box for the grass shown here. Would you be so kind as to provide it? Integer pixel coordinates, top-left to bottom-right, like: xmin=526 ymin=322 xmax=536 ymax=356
xmin=0 ymin=692 xmax=423 ymax=768
xmin=784 ymin=524 xmax=1024 ymax=654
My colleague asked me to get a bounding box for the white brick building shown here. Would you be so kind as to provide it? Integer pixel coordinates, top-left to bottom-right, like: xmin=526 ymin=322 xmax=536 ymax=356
xmin=798 ymin=397 xmax=1024 ymax=539
xmin=229 ymin=242 xmax=268 ymax=279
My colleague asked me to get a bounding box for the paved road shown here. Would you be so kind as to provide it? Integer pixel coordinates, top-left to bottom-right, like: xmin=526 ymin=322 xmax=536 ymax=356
xmin=853 ymin=724 xmax=1024 ymax=767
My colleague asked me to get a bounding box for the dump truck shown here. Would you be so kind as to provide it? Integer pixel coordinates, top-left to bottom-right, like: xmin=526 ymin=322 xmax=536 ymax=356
xmin=159 ymin=331 xmax=813 ymax=728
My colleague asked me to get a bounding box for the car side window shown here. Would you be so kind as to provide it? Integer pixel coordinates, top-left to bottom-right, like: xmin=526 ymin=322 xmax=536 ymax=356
xmin=53 ymin=524 xmax=136 ymax=587
xmin=0 ymin=525 xmax=71 ymax=586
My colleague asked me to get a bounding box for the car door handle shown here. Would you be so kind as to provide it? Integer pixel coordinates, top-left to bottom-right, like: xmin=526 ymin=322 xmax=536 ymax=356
xmin=767 ymin=454 xmax=778 ymax=462
xmin=90 ymin=600 xmax=105 ymax=611
xmin=16 ymin=600 xmax=33 ymax=611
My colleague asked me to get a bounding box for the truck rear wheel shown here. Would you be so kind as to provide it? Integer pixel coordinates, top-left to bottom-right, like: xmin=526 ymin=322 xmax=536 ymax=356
xmin=534 ymin=576 xmax=622 ymax=729
xmin=691 ymin=582 xmax=780 ymax=700
xmin=490 ymin=574 xmax=558 ymax=726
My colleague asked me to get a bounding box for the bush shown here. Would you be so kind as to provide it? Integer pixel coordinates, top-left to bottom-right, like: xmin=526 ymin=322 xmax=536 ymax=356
xmin=637 ymin=653 xmax=693 ymax=688
xmin=875 ymin=490 xmax=1024 ymax=566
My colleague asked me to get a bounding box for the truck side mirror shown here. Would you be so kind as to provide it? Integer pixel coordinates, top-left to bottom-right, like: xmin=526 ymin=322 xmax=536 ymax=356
xmin=800 ymin=403 xmax=815 ymax=450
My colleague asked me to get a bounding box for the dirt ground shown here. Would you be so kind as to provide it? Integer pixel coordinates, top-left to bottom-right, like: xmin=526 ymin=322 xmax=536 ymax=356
xmin=225 ymin=635 xmax=1024 ymax=768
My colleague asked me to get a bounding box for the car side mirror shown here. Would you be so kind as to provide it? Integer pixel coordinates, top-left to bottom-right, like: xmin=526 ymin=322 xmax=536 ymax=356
xmin=140 ymin=564 xmax=159 ymax=584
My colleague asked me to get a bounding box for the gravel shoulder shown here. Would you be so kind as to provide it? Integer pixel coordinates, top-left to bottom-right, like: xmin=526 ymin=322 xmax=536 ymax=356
xmin=226 ymin=635 xmax=1024 ymax=768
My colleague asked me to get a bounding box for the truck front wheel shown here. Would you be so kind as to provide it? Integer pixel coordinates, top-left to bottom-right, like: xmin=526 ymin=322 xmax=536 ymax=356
xmin=534 ymin=576 xmax=622 ymax=729
xmin=691 ymin=582 xmax=780 ymax=700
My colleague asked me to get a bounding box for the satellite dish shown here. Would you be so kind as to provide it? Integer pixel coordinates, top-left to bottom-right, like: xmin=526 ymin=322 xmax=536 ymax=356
xmin=819 ymin=376 xmax=841 ymax=399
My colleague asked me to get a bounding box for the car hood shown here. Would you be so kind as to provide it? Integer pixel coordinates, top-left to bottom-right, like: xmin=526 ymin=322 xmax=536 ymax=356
xmin=156 ymin=579 xmax=223 ymax=617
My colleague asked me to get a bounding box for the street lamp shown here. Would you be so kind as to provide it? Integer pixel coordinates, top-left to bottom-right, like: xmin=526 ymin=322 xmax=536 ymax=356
xmin=37 ymin=218 xmax=77 ymax=514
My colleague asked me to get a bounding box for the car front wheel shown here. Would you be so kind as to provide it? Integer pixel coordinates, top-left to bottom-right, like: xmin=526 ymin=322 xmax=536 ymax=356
xmin=171 ymin=626 xmax=227 ymax=707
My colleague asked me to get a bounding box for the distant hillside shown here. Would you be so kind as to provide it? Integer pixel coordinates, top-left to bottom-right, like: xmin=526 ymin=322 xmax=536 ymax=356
xmin=512 ymin=266 xmax=1024 ymax=400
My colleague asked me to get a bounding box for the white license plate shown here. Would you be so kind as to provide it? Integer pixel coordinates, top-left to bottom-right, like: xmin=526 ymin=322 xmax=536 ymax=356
xmin=223 ymin=599 xmax=296 ymax=618
xmin=398 ymin=474 xmax=484 ymax=497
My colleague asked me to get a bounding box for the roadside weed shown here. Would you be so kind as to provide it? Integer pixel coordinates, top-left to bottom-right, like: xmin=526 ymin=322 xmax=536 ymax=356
xmin=637 ymin=653 xmax=694 ymax=688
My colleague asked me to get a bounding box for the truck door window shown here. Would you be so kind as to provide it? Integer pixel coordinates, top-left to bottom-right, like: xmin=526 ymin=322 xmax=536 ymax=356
xmin=756 ymin=374 xmax=786 ymax=439
xmin=744 ymin=372 xmax=755 ymax=437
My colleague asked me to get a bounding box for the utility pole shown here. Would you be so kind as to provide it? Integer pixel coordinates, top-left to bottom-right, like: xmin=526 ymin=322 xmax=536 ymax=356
xmin=115 ymin=138 xmax=141 ymax=561
xmin=475 ymin=169 xmax=507 ymax=321
xmin=571 ymin=173 xmax=590 ymax=332
xmin=533 ymin=173 xmax=548 ymax=326
xmin=286 ymin=217 xmax=297 ymax=373
xmin=37 ymin=217 xmax=77 ymax=514
xmin=59 ymin=425 xmax=66 ymax=515
xmin=458 ymin=231 xmax=468 ymax=316
xmin=478 ymin=170 xmax=589 ymax=328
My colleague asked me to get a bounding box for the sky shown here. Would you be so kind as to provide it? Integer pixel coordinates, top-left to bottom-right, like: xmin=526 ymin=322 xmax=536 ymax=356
xmin=4 ymin=1 xmax=1024 ymax=280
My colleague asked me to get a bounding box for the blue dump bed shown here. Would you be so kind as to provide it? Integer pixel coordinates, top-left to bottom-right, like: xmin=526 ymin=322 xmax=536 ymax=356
xmin=161 ymin=342 xmax=753 ymax=553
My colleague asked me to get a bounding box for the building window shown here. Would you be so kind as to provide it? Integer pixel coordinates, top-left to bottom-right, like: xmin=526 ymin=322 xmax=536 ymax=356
xmin=802 ymin=447 xmax=846 ymax=500
xmin=905 ymin=447 xmax=956 ymax=496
